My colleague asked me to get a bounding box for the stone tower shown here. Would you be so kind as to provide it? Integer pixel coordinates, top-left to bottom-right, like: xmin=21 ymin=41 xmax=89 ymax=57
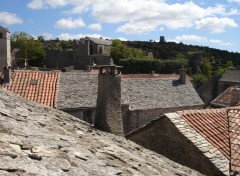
xmin=0 ymin=26 xmax=11 ymax=72
xmin=94 ymin=65 xmax=124 ymax=136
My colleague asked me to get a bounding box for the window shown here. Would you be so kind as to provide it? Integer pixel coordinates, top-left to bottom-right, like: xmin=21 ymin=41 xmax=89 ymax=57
xmin=0 ymin=33 xmax=3 ymax=38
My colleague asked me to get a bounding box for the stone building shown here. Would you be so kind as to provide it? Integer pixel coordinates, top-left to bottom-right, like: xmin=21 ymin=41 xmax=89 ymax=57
xmin=0 ymin=69 xmax=204 ymax=134
xmin=56 ymin=71 xmax=204 ymax=134
xmin=0 ymin=88 xmax=203 ymax=175
xmin=44 ymin=37 xmax=112 ymax=70
xmin=0 ymin=25 xmax=12 ymax=72
xmin=218 ymin=68 xmax=240 ymax=95
xmin=127 ymin=107 xmax=240 ymax=176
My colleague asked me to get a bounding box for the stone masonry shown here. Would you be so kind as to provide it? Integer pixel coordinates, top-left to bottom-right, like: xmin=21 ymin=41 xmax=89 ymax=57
xmin=94 ymin=66 xmax=124 ymax=135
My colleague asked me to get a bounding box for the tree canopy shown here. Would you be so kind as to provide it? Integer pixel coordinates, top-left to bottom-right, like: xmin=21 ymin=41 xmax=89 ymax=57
xmin=11 ymin=32 xmax=46 ymax=66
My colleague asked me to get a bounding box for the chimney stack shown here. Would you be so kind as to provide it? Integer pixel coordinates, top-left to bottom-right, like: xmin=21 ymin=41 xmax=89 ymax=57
xmin=94 ymin=65 xmax=124 ymax=136
xmin=3 ymin=66 xmax=11 ymax=83
xmin=179 ymin=68 xmax=186 ymax=84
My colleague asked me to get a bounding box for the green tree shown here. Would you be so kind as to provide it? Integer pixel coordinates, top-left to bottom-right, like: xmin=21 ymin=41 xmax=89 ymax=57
xmin=201 ymin=58 xmax=212 ymax=78
xmin=11 ymin=32 xmax=46 ymax=66
xmin=111 ymin=43 xmax=131 ymax=64
xmin=132 ymin=48 xmax=144 ymax=58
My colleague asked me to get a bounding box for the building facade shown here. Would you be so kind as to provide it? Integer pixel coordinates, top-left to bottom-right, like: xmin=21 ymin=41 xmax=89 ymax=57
xmin=0 ymin=26 xmax=11 ymax=72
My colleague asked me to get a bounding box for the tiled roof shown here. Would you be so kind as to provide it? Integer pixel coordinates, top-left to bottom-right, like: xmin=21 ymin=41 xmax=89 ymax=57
xmin=211 ymin=86 xmax=240 ymax=107
xmin=228 ymin=108 xmax=240 ymax=173
xmin=164 ymin=107 xmax=240 ymax=175
xmin=56 ymin=72 xmax=204 ymax=110
xmin=219 ymin=69 xmax=240 ymax=83
xmin=166 ymin=111 xmax=229 ymax=175
xmin=1 ymin=70 xmax=59 ymax=107
xmin=177 ymin=109 xmax=229 ymax=159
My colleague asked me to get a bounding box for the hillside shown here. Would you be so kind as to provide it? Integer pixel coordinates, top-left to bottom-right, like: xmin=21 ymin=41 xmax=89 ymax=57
xmin=124 ymin=40 xmax=240 ymax=66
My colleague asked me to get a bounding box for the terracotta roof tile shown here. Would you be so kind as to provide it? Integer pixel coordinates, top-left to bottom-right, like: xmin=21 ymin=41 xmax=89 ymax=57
xmin=228 ymin=108 xmax=240 ymax=173
xmin=0 ymin=70 xmax=59 ymax=107
xmin=173 ymin=107 xmax=240 ymax=175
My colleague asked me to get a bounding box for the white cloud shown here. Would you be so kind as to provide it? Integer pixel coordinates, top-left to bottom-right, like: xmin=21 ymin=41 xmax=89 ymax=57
xmin=195 ymin=17 xmax=238 ymax=33
xmin=88 ymin=23 xmax=102 ymax=31
xmin=0 ymin=12 xmax=23 ymax=25
xmin=56 ymin=33 xmax=110 ymax=40
xmin=55 ymin=17 xmax=85 ymax=29
xmin=228 ymin=0 xmax=240 ymax=3
xmin=27 ymin=0 xmax=44 ymax=9
xmin=174 ymin=34 xmax=234 ymax=47
xmin=175 ymin=35 xmax=208 ymax=43
xmin=27 ymin=0 xmax=238 ymax=34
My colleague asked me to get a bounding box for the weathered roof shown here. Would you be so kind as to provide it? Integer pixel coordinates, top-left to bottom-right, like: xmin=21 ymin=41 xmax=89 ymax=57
xmin=0 ymin=88 xmax=203 ymax=175
xmin=219 ymin=69 xmax=240 ymax=83
xmin=123 ymin=78 xmax=204 ymax=110
xmin=0 ymin=25 xmax=9 ymax=32
xmin=211 ymin=86 xmax=240 ymax=108
xmin=56 ymin=72 xmax=204 ymax=110
xmin=85 ymin=37 xmax=112 ymax=46
xmin=57 ymin=72 xmax=98 ymax=109
xmin=1 ymin=70 xmax=60 ymax=107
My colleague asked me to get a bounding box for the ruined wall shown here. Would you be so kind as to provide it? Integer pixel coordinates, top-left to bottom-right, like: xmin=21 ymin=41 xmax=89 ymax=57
xmin=0 ymin=29 xmax=11 ymax=72
xmin=127 ymin=117 xmax=224 ymax=176
xmin=124 ymin=105 xmax=203 ymax=134
xmin=95 ymin=73 xmax=124 ymax=135
xmin=91 ymin=55 xmax=112 ymax=66
xmin=197 ymin=76 xmax=219 ymax=107
xmin=44 ymin=50 xmax=74 ymax=68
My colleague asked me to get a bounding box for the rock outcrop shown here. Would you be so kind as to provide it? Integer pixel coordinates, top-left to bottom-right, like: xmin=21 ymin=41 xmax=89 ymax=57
xmin=0 ymin=88 xmax=203 ymax=175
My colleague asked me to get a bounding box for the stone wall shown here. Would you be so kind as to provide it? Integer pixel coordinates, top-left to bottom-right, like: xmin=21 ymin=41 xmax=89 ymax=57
xmin=94 ymin=73 xmax=124 ymax=135
xmin=45 ymin=50 xmax=74 ymax=68
xmin=124 ymin=105 xmax=203 ymax=134
xmin=63 ymin=108 xmax=96 ymax=124
xmin=127 ymin=117 xmax=224 ymax=176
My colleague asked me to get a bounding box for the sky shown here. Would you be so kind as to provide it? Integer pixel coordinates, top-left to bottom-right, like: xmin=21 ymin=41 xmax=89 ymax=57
xmin=0 ymin=0 xmax=240 ymax=53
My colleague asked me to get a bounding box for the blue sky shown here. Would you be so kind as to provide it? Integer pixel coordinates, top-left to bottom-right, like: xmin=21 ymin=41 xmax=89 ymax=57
xmin=1 ymin=0 xmax=240 ymax=52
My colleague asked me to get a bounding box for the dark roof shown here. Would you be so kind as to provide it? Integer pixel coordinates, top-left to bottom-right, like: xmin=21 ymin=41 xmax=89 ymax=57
xmin=56 ymin=72 xmax=204 ymax=110
xmin=211 ymin=86 xmax=240 ymax=108
xmin=219 ymin=69 xmax=240 ymax=83
xmin=85 ymin=37 xmax=112 ymax=46
xmin=0 ymin=88 xmax=203 ymax=175
xmin=0 ymin=25 xmax=9 ymax=32
xmin=1 ymin=70 xmax=60 ymax=107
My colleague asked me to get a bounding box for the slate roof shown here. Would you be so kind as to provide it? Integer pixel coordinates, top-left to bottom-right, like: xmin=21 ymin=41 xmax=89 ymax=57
xmin=219 ymin=69 xmax=240 ymax=83
xmin=0 ymin=25 xmax=9 ymax=32
xmin=1 ymin=70 xmax=59 ymax=107
xmin=211 ymin=86 xmax=240 ymax=108
xmin=164 ymin=107 xmax=240 ymax=175
xmin=85 ymin=37 xmax=112 ymax=46
xmin=0 ymin=88 xmax=203 ymax=175
xmin=56 ymin=72 xmax=204 ymax=110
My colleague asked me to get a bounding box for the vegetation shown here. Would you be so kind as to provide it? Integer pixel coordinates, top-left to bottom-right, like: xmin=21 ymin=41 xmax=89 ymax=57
xmin=11 ymin=32 xmax=46 ymax=66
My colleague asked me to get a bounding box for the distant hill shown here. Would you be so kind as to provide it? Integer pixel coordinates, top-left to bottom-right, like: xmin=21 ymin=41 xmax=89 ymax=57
xmin=124 ymin=41 xmax=240 ymax=67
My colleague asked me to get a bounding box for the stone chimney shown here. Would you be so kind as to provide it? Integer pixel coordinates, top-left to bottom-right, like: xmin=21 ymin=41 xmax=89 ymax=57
xmin=179 ymin=68 xmax=187 ymax=84
xmin=3 ymin=66 xmax=11 ymax=83
xmin=94 ymin=65 xmax=124 ymax=136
